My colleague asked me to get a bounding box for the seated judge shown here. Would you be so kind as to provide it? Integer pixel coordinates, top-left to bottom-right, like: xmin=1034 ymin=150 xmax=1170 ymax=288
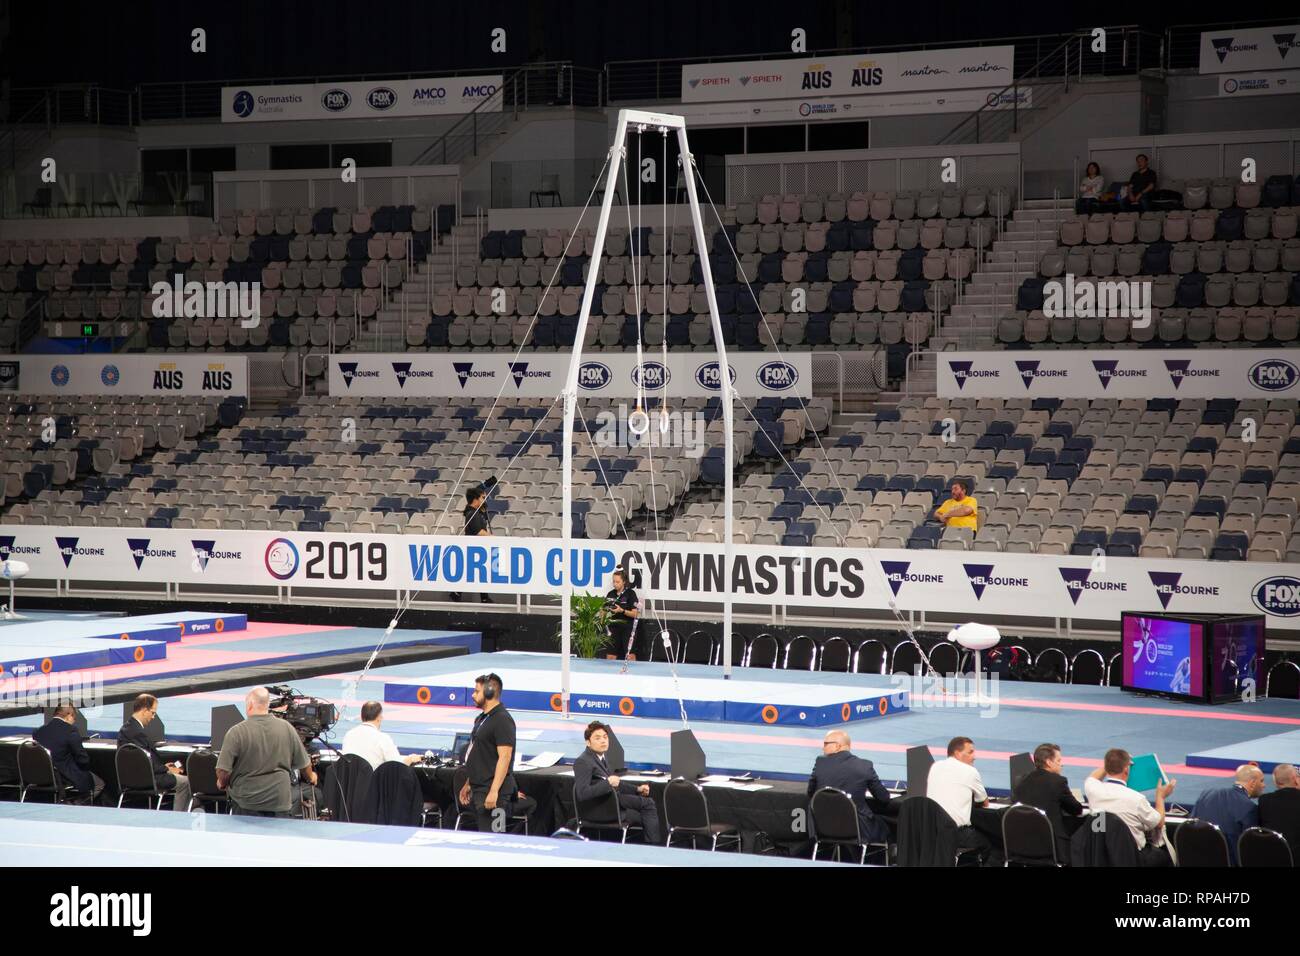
xmin=928 ymin=736 xmax=999 ymax=864
xmin=807 ymin=729 xmax=892 ymax=844
xmin=117 ymin=693 xmax=192 ymax=811
xmin=1258 ymin=764 xmax=1300 ymax=853
xmin=1012 ymin=743 xmax=1084 ymax=862
xmin=32 ymin=703 xmax=104 ymax=802
xmin=572 ymin=721 xmax=661 ymax=844
xmin=1191 ymin=764 xmax=1264 ymax=864
xmin=1082 ymin=748 xmax=1175 ymax=867
xmin=341 ymin=701 xmax=425 ymax=770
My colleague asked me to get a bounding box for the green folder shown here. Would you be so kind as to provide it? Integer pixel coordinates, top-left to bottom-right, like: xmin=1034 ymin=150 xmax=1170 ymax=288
xmin=1126 ymin=753 xmax=1167 ymax=792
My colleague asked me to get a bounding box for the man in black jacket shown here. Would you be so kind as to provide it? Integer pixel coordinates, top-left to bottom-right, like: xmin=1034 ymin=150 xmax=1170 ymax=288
xmin=1259 ymin=763 xmax=1300 ymax=853
xmin=1012 ymin=742 xmax=1085 ymax=862
xmin=572 ymin=721 xmax=661 ymax=844
xmin=807 ymin=730 xmax=892 ymax=844
xmin=32 ymin=704 xmax=103 ymax=802
xmin=117 ymin=694 xmax=192 ymax=811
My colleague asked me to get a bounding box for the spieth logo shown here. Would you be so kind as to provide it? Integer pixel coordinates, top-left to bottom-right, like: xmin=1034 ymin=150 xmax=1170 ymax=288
xmin=948 ymin=360 xmax=999 ymax=391
xmin=962 ymin=563 xmax=1028 ymax=600
xmin=880 ymin=561 xmax=943 ymax=597
xmin=51 ymin=364 xmax=71 ymax=387
xmin=1253 ymin=576 xmax=1300 ymax=617
xmin=1013 ymin=360 xmax=1066 ymax=390
xmin=191 ymin=539 xmax=242 ymax=572
xmin=127 ymin=538 xmax=177 ymax=570
xmin=694 ymin=361 xmax=736 ymax=391
xmin=0 ymin=535 xmax=41 ymax=560
xmin=1058 ymin=567 xmax=1128 ymax=605
xmin=337 ymin=362 xmax=380 ymax=388
xmin=1248 ymin=359 xmax=1298 ymax=392
xmin=321 ymin=88 xmax=351 ymax=112
xmin=632 ymin=361 xmax=671 ymax=391
xmin=756 ymin=361 xmax=798 ymax=391
xmin=575 ymin=698 xmax=611 ymax=710
xmin=366 ymin=87 xmax=397 ymax=110
xmin=1148 ymin=570 xmax=1220 ymax=610
xmin=507 ymin=362 xmax=552 ymax=389
xmin=578 ymin=361 xmax=612 ymax=391
xmin=453 ymin=362 xmax=495 ymax=388
xmin=264 ymin=538 xmax=300 ymax=580
xmin=55 ymin=536 xmax=104 ymax=568
xmin=391 ymin=362 xmax=435 ymax=389
xmin=1091 ymin=360 xmax=1147 ymax=390
xmin=232 ymin=90 xmax=255 ymax=118
xmin=1164 ymin=359 xmax=1220 ymax=390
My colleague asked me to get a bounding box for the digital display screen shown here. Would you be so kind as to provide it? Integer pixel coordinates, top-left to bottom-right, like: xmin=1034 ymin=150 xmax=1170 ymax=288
xmin=1210 ymin=617 xmax=1264 ymax=702
xmin=1122 ymin=614 xmax=1203 ymax=699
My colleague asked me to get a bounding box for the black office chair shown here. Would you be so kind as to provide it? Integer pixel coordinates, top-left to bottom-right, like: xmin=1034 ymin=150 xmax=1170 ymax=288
xmin=115 ymin=744 xmax=166 ymax=809
xmin=17 ymin=740 xmax=87 ymax=804
xmin=682 ymin=630 xmax=715 ymax=665
xmin=449 ymin=767 xmax=530 ymax=834
xmin=745 ymin=633 xmax=779 ymax=668
xmin=1175 ymin=819 xmax=1231 ymax=867
xmin=1238 ymin=827 xmax=1293 ymax=867
xmin=324 ymin=753 xmax=373 ymax=823
xmin=185 ymin=748 xmax=229 ymax=813
xmin=927 ymin=641 xmax=960 ymax=676
xmin=1001 ymin=803 xmax=1061 ymax=866
xmin=573 ymin=783 xmax=642 ymax=844
xmin=853 ymin=639 xmax=888 ymax=674
xmin=809 ymin=786 xmax=888 ymax=864
xmin=550 ymin=828 xmax=588 ymax=840
xmin=817 ymin=636 xmax=853 ymax=673
xmin=663 ymin=777 xmax=740 ymax=851
xmin=782 ymin=635 xmax=817 ymax=671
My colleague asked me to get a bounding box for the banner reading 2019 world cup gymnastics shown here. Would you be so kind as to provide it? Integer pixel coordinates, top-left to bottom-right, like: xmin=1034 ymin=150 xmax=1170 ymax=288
xmin=3 ymin=525 xmax=1297 ymax=629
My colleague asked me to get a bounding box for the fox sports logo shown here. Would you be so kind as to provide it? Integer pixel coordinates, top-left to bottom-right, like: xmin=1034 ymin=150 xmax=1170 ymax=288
xmin=1253 ymin=576 xmax=1300 ymax=616
xmin=577 ymin=362 xmax=611 ymax=390
xmin=694 ymin=361 xmax=736 ymax=391
xmin=632 ymin=362 xmax=670 ymax=390
xmin=1248 ymin=359 xmax=1298 ymax=392
xmin=366 ymin=87 xmax=397 ymax=110
xmin=321 ymin=88 xmax=351 ymax=112
xmin=757 ymin=360 xmax=798 ymax=390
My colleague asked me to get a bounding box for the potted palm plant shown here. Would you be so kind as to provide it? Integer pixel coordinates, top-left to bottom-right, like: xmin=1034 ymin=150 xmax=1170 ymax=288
xmin=556 ymin=594 xmax=612 ymax=658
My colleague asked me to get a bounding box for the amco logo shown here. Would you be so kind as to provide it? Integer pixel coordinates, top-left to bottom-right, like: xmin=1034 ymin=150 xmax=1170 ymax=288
xmin=1253 ymin=576 xmax=1300 ymax=616
xmin=578 ymin=362 xmax=612 ymax=390
xmin=413 ymin=87 xmax=446 ymax=100
xmin=366 ymin=87 xmax=397 ymax=110
xmin=756 ymin=361 xmax=798 ymax=391
xmin=321 ymin=88 xmax=352 ymax=112
xmin=695 ymin=361 xmax=736 ymax=391
xmin=632 ymin=362 xmax=671 ymax=390
xmin=1248 ymin=359 xmax=1298 ymax=392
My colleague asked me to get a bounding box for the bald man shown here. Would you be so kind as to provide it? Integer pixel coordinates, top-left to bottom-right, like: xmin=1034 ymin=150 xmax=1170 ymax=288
xmin=1191 ymin=764 xmax=1264 ymax=864
xmin=1258 ymin=764 xmax=1300 ymax=853
xmin=216 ymin=687 xmax=317 ymax=817
xmin=807 ymin=730 xmax=892 ymax=844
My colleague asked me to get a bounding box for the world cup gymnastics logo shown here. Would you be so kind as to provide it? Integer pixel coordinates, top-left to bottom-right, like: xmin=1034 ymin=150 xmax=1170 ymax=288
xmin=100 ymin=364 xmax=120 ymax=387
xmin=51 ymin=364 xmax=70 ymax=387
xmin=263 ymin=538 xmax=299 ymax=580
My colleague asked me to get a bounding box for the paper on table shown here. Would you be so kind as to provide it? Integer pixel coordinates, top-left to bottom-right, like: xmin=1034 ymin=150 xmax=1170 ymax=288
xmin=517 ymin=751 xmax=565 ymax=770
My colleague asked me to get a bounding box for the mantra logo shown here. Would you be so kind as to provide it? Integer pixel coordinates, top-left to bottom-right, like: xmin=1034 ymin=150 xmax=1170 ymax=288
xmin=756 ymin=361 xmax=799 ymax=391
xmin=695 ymin=361 xmax=737 ymax=391
xmin=338 ymin=362 xmax=381 ymax=388
xmin=962 ymin=563 xmax=1028 ymax=600
xmin=391 ymin=362 xmax=435 ymax=389
xmin=880 ymin=561 xmax=943 ymax=597
xmin=1253 ymin=576 xmax=1300 ymax=616
xmin=948 ymin=360 xmax=999 ymax=391
xmin=1148 ymin=570 xmax=1220 ymax=610
xmin=453 ymin=362 xmax=496 ymax=389
xmin=507 ymin=362 xmax=553 ymax=389
xmin=1013 ymin=360 xmax=1067 ymax=390
xmin=632 ymin=361 xmax=671 ymax=391
xmin=578 ymin=361 xmax=612 ymax=390
xmin=55 ymin=536 xmax=104 ymax=568
xmin=1058 ymin=567 xmax=1128 ymax=605
xmin=1248 ymin=359 xmax=1298 ymax=392
xmin=191 ymin=539 xmax=242 ymax=572
xmin=0 ymin=536 xmax=41 ymax=560
xmin=264 ymin=538 xmax=300 ymax=580
xmin=1091 ymin=360 xmax=1148 ymax=390
xmin=126 ymin=538 xmax=177 ymax=571
xmin=1164 ymin=359 xmax=1221 ymax=390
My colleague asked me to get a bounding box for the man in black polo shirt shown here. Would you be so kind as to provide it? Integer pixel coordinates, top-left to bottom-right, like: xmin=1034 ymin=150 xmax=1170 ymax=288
xmin=457 ymin=673 xmax=516 ymax=833
xmin=1123 ymin=153 xmax=1157 ymax=212
xmin=604 ymin=567 xmax=641 ymax=661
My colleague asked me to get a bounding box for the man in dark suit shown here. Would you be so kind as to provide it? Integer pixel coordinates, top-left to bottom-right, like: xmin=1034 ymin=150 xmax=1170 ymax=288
xmin=117 ymin=694 xmax=191 ymax=811
xmin=572 ymin=721 xmax=661 ymax=844
xmin=1259 ymin=763 xmax=1300 ymax=854
xmin=1192 ymin=764 xmax=1264 ymax=864
xmin=32 ymin=704 xmax=103 ymax=801
xmin=807 ymin=730 xmax=892 ymax=844
xmin=1012 ymin=743 xmax=1084 ymax=863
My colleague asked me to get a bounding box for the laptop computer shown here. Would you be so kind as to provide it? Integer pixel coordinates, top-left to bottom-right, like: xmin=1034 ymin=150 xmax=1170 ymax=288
xmin=451 ymin=732 xmax=473 ymax=764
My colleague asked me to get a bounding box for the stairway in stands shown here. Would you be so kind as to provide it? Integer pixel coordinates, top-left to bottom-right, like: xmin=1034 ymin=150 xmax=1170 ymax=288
xmin=941 ymin=197 xmax=1074 ymax=351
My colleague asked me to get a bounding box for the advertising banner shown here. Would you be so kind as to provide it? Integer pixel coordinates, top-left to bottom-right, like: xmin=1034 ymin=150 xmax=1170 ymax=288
xmin=8 ymin=355 xmax=249 ymax=397
xmin=1198 ymin=25 xmax=1300 ymax=75
xmin=222 ymin=75 xmax=503 ymax=122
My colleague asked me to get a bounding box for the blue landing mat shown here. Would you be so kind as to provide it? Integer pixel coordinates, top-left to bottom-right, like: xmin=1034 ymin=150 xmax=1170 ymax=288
xmin=1186 ymin=729 xmax=1300 ymax=772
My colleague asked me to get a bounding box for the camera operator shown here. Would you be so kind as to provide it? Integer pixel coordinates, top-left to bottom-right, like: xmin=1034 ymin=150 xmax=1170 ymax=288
xmin=604 ymin=567 xmax=641 ymax=661
xmin=216 ymin=686 xmax=318 ymax=818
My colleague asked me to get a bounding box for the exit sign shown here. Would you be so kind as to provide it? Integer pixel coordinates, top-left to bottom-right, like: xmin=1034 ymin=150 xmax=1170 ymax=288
xmin=81 ymin=323 xmax=98 ymax=337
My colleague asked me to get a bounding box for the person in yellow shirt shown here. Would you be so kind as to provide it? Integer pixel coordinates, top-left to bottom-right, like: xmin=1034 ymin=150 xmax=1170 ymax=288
xmin=935 ymin=480 xmax=978 ymax=530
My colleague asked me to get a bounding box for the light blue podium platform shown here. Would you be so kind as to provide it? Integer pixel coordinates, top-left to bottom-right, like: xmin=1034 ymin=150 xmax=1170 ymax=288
xmin=0 ymin=619 xmax=169 ymax=676
xmin=1186 ymin=728 xmax=1300 ymax=773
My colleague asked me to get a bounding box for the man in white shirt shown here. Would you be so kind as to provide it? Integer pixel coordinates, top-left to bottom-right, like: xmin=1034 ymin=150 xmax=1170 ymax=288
xmin=926 ymin=736 xmax=999 ymax=864
xmin=1082 ymin=748 xmax=1176 ymax=867
xmin=340 ymin=702 xmax=424 ymax=770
